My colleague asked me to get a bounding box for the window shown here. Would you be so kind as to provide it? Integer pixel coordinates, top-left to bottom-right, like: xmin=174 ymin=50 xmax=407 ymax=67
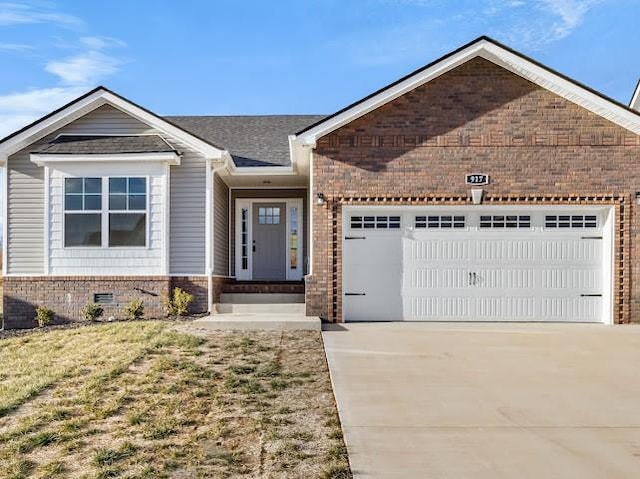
xmin=545 ymin=215 xmax=597 ymax=228
xmin=258 ymin=207 xmax=280 ymax=225
xmin=290 ymin=206 xmax=299 ymax=269
xmin=64 ymin=176 xmax=147 ymax=248
xmin=350 ymin=215 xmax=401 ymax=229
xmin=480 ymin=215 xmax=531 ymax=228
xmin=416 ymin=215 xmax=465 ymax=229
xmin=241 ymin=208 xmax=249 ymax=270
xmin=64 ymin=177 xmax=102 ymax=247
xmin=108 ymin=177 xmax=146 ymax=247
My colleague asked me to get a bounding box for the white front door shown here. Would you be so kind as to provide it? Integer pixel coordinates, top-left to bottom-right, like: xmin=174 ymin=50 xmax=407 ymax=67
xmin=343 ymin=207 xmax=613 ymax=323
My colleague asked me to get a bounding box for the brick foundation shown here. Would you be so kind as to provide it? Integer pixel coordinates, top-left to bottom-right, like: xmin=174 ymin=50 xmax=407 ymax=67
xmin=2 ymin=276 xmax=228 ymax=329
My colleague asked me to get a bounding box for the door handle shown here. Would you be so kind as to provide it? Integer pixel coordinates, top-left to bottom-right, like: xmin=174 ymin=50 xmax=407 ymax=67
xmin=252 ymin=240 xmax=255 ymax=252
xmin=468 ymin=272 xmax=472 ymax=286
xmin=473 ymin=272 xmax=477 ymax=286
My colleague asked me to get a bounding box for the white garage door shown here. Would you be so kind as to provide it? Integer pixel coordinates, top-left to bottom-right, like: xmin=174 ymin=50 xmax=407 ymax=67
xmin=343 ymin=207 xmax=612 ymax=323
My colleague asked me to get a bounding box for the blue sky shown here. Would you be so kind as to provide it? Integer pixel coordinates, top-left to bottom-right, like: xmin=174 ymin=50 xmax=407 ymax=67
xmin=0 ymin=0 xmax=638 ymax=137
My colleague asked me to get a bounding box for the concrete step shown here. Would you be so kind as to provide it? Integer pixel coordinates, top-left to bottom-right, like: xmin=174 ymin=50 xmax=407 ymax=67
xmin=222 ymin=281 xmax=304 ymax=294
xmin=219 ymin=293 xmax=305 ymax=304
xmin=215 ymin=302 xmax=306 ymax=314
xmin=193 ymin=314 xmax=321 ymax=331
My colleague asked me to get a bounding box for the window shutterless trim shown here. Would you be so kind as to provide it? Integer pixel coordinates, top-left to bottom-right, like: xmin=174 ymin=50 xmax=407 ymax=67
xmin=62 ymin=175 xmax=149 ymax=249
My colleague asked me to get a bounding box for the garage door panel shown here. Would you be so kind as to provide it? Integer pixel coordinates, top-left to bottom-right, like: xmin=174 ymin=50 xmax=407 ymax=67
xmin=477 ymin=297 xmax=536 ymax=320
xmin=342 ymin=208 xmax=609 ymax=323
xmin=476 ymin=239 xmax=536 ymax=261
xmin=542 ymin=297 xmax=602 ymax=322
xmin=541 ymin=268 xmax=602 ymax=290
xmin=405 ymin=297 xmax=471 ymax=320
xmin=409 ymin=238 xmax=472 ymax=261
xmin=408 ymin=268 xmax=469 ymax=289
xmin=541 ymin=239 xmax=602 ymax=262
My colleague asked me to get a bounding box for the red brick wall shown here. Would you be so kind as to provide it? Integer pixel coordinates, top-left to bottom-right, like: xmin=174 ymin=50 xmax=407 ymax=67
xmin=307 ymin=57 xmax=640 ymax=323
xmin=3 ymin=276 xmax=227 ymax=329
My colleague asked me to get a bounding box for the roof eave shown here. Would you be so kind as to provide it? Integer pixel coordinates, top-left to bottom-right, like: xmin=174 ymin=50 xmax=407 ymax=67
xmin=295 ymin=36 xmax=640 ymax=146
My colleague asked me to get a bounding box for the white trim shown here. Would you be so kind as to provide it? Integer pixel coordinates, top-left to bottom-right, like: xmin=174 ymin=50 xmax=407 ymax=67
xmin=308 ymin=152 xmax=314 ymax=276
xmin=43 ymin=166 xmax=50 ymax=275
xmin=630 ymin=81 xmax=640 ymax=111
xmin=30 ymin=152 xmax=181 ymax=166
xmin=2 ymin=166 xmax=7 ymax=275
xmin=227 ymin=163 xmax=296 ymax=176
xmin=205 ymin=159 xmax=213 ymax=312
xmin=163 ymin=162 xmax=170 ymax=275
xmin=295 ymin=38 xmax=640 ymax=145
xmin=61 ymin=174 xmax=150 ymax=250
xmin=233 ymin=197 xmax=305 ymax=281
xmin=0 ymin=88 xmax=226 ymax=164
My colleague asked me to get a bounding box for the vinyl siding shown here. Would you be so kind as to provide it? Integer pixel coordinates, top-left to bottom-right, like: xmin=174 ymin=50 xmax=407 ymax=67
xmin=230 ymin=189 xmax=308 ymax=277
xmin=7 ymin=148 xmax=44 ymax=274
xmin=213 ymin=174 xmax=229 ymax=276
xmin=7 ymin=103 xmax=208 ymax=276
xmin=48 ymin=163 xmax=165 ymax=275
xmin=59 ymin=104 xmax=155 ymax=135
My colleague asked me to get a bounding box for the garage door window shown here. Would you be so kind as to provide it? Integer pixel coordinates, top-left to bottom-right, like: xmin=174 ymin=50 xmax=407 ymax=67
xmin=480 ymin=215 xmax=531 ymax=228
xmin=545 ymin=215 xmax=597 ymax=228
xmin=351 ymin=215 xmax=401 ymax=229
xmin=415 ymin=215 xmax=465 ymax=229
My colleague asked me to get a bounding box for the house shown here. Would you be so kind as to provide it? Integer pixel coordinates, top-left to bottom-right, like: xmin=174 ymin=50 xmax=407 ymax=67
xmin=1 ymin=36 xmax=640 ymax=329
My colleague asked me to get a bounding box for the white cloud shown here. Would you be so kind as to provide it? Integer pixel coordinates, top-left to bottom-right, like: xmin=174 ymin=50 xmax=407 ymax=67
xmin=0 ymin=42 xmax=33 ymax=51
xmin=0 ymin=2 xmax=83 ymax=28
xmin=537 ymin=0 xmax=603 ymax=40
xmin=0 ymin=86 xmax=87 ymax=137
xmin=80 ymin=36 xmax=126 ymax=50
xmin=45 ymin=50 xmax=122 ymax=85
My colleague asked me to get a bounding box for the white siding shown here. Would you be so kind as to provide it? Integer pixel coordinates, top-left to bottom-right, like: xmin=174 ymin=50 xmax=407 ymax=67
xmin=59 ymin=104 xmax=155 ymax=135
xmin=6 ymin=103 xmax=210 ymax=276
xmin=169 ymin=149 xmax=206 ymax=275
xmin=7 ymin=148 xmax=44 ymax=274
xmin=48 ymin=163 xmax=165 ymax=275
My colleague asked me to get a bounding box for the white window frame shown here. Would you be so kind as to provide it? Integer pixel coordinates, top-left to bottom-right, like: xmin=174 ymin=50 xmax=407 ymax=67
xmin=235 ymin=198 xmax=303 ymax=281
xmin=62 ymin=175 xmax=150 ymax=249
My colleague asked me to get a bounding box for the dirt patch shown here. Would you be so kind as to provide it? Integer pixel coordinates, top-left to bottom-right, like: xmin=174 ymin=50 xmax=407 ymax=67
xmin=0 ymin=321 xmax=351 ymax=478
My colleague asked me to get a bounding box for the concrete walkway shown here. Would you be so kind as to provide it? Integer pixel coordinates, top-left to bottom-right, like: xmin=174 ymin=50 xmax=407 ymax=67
xmin=323 ymin=322 xmax=640 ymax=478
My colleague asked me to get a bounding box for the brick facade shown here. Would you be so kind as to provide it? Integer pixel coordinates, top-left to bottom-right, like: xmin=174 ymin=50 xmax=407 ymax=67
xmin=3 ymin=276 xmax=227 ymax=329
xmin=306 ymin=57 xmax=640 ymax=323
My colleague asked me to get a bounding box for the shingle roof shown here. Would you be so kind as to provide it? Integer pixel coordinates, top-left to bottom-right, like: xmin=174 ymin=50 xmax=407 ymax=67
xmin=33 ymin=135 xmax=176 ymax=155
xmin=165 ymin=115 xmax=326 ymax=167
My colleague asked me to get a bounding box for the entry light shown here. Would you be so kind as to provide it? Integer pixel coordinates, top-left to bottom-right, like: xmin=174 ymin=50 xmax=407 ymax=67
xmin=316 ymin=192 xmax=325 ymax=206
xmin=636 ymin=192 xmax=640 ymax=205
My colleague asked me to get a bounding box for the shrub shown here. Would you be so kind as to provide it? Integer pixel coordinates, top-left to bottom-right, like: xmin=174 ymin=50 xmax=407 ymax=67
xmin=35 ymin=306 xmax=54 ymax=327
xmin=125 ymin=298 xmax=145 ymax=321
xmin=81 ymin=302 xmax=104 ymax=322
xmin=163 ymin=287 xmax=194 ymax=317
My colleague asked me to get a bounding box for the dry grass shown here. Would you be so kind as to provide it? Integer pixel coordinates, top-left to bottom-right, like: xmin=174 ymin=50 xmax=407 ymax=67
xmin=0 ymin=321 xmax=351 ymax=478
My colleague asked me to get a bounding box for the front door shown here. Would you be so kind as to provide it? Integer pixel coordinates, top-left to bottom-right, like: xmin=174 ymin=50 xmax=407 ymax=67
xmin=252 ymin=203 xmax=286 ymax=280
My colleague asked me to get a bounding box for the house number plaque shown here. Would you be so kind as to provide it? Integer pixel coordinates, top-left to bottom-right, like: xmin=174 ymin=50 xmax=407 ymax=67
xmin=465 ymin=173 xmax=489 ymax=185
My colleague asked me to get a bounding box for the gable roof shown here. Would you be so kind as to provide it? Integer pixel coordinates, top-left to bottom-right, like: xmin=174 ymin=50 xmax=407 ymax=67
xmin=295 ymin=36 xmax=640 ymax=145
xmin=32 ymin=135 xmax=177 ymax=155
xmin=630 ymin=79 xmax=640 ymax=111
xmin=166 ymin=115 xmax=325 ymax=167
xmin=0 ymin=86 xmax=226 ymax=163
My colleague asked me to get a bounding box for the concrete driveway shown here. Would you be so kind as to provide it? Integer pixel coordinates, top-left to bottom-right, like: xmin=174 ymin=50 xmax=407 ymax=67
xmin=323 ymin=322 xmax=640 ymax=478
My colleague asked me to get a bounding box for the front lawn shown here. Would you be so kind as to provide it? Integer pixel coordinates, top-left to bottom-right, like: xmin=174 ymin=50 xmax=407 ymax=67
xmin=0 ymin=322 xmax=351 ymax=478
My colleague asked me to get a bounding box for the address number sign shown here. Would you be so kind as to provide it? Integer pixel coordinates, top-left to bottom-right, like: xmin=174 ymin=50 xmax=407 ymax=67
xmin=465 ymin=173 xmax=489 ymax=185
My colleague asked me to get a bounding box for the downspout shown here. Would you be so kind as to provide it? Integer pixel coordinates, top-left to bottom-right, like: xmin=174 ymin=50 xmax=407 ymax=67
xmin=207 ymin=154 xmax=230 ymax=314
